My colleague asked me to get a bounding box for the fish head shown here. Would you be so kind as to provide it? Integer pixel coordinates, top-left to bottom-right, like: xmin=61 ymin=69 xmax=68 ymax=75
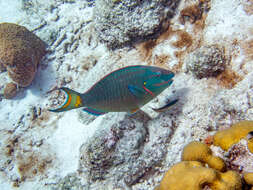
xmin=144 ymin=67 xmax=174 ymax=94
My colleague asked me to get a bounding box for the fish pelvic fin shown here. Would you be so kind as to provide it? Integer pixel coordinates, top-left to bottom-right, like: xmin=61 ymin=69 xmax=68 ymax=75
xmin=48 ymin=87 xmax=84 ymax=112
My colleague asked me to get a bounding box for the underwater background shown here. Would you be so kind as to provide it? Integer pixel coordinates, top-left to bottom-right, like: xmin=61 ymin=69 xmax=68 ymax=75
xmin=0 ymin=0 xmax=252 ymax=189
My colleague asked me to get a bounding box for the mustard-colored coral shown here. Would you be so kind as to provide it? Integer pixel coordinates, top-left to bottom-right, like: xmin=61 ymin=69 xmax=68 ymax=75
xmin=244 ymin=172 xmax=253 ymax=185
xmin=182 ymin=141 xmax=225 ymax=171
xmin=213 ymin=120 xmax=253 ymax=151
xmin=247 ymin=136 xmax=253 ymax=153
xmin=157 ymin=161 xmax=217 ymax=190
xmin=209 ymin=170 xmax=242 ymax=190
xmin=156 ymin=161 xmax=242 ymax=190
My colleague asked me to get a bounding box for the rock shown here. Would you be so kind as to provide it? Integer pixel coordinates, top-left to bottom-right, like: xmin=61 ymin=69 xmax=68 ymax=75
xmin=79 ymin=112 xmax=175 ymax=188
xmin=185 ymin=45 xmax=226 ymax=79
xmin=4 ymin=82 xmax=18 ymax=99
xmin=93 ymin=0 xmax=180 ymax=49
xmin=79 ymin=115 xmax=146 ymax=181
xmin=207 ymin=73 xmax=253 ymax=130
xmin=0 ymin=23 xmax=46 ymax=87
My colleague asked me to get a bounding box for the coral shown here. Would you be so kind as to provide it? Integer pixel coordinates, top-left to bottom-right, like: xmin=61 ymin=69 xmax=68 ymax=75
xmin=0 ymin=23 xmax=46 ymax=87
xmin=209 ymin=170 xmax=242 ymax=190
xmin=4 ymin=82 xmax=18 ymax=99
xmin=93 ymin=0 xmax=180 ymax=49
xmin=185 ymin=44 xmax=226 ymax=79
xmin=182 ymin=141 xmax=225 ymax=171
xmin=247 ymin=133 xmax=253 ymax=153
xmin=156 ymin=161 xmax=241 ymax=190
xmin=213 ymin=121 xmax=253 ymax=151
xmin=244 ymin=172 xmax=253 ymax=186
xmin=157 ymin=161 xmax=217 ymax=190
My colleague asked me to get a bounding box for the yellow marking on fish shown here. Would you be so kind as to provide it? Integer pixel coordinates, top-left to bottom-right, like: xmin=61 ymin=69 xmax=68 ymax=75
xmin=75 ymin=95 xmax=82 ymax=107
xmin=62 ymin=94 xmax=72 ymax=108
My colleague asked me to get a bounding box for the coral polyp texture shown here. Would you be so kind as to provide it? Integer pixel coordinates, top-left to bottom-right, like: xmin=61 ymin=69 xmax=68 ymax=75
xmin=0 ymin=23 xmax=46 ymax=87
xmin=182 ymin=141 xmax=225 ymax=171
xmin=3 ymin=82 xmax=17 ymax=99
xmin=156 ymin=161 xmax=242 ymax=190
xmin=213 ymin=121 xmax=253 ymax=151
xmin=93 ymin=0 xmax=180 ymax=49
xmin=185 ymin=44 xmax=226 ymax=79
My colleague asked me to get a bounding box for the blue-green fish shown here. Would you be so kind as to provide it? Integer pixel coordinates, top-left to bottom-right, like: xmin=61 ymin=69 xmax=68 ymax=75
xmin=49 ymin=65 xmax=177 ymax=115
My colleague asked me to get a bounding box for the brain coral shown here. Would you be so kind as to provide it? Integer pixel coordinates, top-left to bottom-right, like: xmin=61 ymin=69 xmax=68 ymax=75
xmin=0 ymin=23 xmax=46 ymax=87
xmin=185 ymin=44 xmax=226 ymax=79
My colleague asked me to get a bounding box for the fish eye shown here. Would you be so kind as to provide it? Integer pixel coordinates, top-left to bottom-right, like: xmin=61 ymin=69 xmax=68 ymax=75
xmin=144 ymin=81 xmax=147 ymax=85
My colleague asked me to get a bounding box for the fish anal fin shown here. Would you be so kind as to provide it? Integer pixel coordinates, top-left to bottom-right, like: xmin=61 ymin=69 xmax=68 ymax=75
xmin=82 ymin=107 xmax=106 ymax=116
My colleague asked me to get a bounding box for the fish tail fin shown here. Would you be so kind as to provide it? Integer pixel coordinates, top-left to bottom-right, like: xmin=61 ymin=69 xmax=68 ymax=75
xmin=48 ymin=87 xmax=84 ymax=112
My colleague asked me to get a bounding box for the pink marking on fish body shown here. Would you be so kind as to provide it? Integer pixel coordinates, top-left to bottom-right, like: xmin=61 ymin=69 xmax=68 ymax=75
xmin=143 ymin=85 xmax=155 ymax=97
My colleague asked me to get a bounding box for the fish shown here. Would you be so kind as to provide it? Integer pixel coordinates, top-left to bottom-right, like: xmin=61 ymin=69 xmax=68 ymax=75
xmin=49 ymin=65 xmax=176 ymax=115
xmin=152 ymin=99 xmax=178 ymax=112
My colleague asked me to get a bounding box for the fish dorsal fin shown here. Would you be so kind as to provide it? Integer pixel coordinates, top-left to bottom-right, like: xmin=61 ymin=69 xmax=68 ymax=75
xmin=128 ymin=85 xmax=145 ymax=98
xmin=82 ymin=107 xmax=106 ymax=116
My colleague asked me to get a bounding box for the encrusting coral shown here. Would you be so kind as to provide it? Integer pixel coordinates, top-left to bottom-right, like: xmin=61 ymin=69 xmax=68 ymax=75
xmin=182 ymin=141 xmax=225 ymax=171
xmin=213 ymin=120 xmax=253 ymax=152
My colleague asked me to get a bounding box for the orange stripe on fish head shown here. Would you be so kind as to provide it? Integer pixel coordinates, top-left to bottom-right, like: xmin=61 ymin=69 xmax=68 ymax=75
xmin=62 ymin=93 xmax=72 ymax=109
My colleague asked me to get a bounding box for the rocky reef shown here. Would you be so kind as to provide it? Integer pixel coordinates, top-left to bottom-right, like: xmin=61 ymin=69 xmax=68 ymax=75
xmin=0 ymin=0 xmax=253 ymax=189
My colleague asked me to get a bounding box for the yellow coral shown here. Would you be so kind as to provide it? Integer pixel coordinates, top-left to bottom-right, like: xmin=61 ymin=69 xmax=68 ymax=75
xmin=182 ymin=141 xmax=225 ymax=171
xmin=157 ymin=161 xmax=242 ymax=190
xmin=214 ymin=121 xmax=253 ymax=151
xmin=244 ymin=172 xmax=253 ymax=185
xmin=247 ymin=136 xmax=253 ymax=153
xmin=157 ymin=161 xmax=217 ymax=190
xmin=209 ymin=170 xmax=242 ymax=190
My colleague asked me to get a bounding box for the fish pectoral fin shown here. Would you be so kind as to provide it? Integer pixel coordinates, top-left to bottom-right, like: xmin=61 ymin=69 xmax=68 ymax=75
xmin=128 ymin=85 xmax=145 ymax=98
xmin=152 ymin=99 xmax=179 ymax=112
xmin=82 ymin=107 xmax=107 ymax=116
